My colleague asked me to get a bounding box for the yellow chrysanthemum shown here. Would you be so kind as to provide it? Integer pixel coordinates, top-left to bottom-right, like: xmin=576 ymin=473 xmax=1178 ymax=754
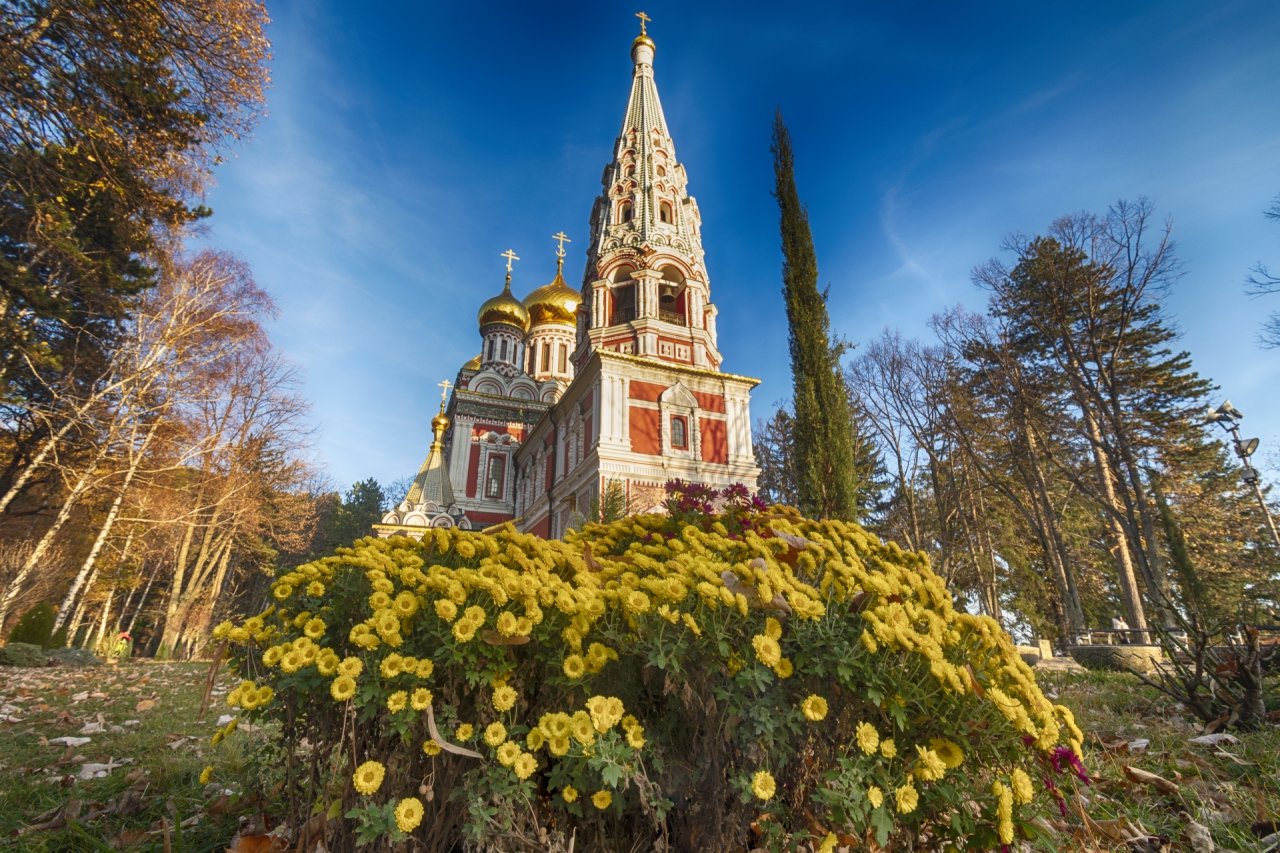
xmin=415 ymin=658 xmax=434 ymax=679
xmin=380 ymin=653 xmax=404 ymax=678
xmin=410 ymin=688 xmax=433 ymax=710
xmin=993 ymin=780 xmax=1014 ymax=843
xmin=751 ymin=634 xmax=782 ymax=667
xmin=394 ymin=796 xmax=424 ymax=833
xmin=455 ymin=723 xmax=474 ymax=742
xmin=452 ymin=619 xmax=477 ymax=643
xmin=855 ymin=722 xmax=880 ymax=755
xmin=422 ymin=739 xmax=442 ymax=756
xmin=496 ymin=741 xmax=521 ymax=766
xmin=330 ymin=675 xmax=357 ymax=702
xmin=563 ymin=654 xmax=585 ymax=679
xmin=369 ymin=591 xmax=392 ymax=611
xmin=867 ymin=786 xmax=884 ymax=809
xmin=279 ymin=651 xmax=303 ymax=673
xmin=262 ymin=646 xmax=284 ymax=667
xmin=386 ymin=690 xmax=407 ymax=713
xmin=571 ymin=711 xmax=596 ymax=745
xmin=818 ymin=833 xmax=838 ymax=853
xmin=495 ymin=611 xmax=519 ymax=636
xmin=527 ymin=728 xmax=546 ymax=751
xmin=929 ymin=738 xmax=964 ymax=769
xmin=513 ymin=752 xmax=537 ymax=780
xmin=914 ymin=745 xmax=947 ymax=781
xmin=393 ymin=591 xmax=418 ymax=617
xmin=625 ymin=725 xmax=646 ymax=749
xmin=773 ymin=657 xmax=793 ymax=678
xmin=272 ymin=583 xmax=292 ymax=600
xmin=434 ymin=599 xmax=458 ymax=621
xmin=303 ymin=618 xmax=326 ymax=639
xmin=682 ymin=613 xmax=702 ymax=636
xmin=484 ymin=721 xmax=507 ymax=746
xmin=881 ymin=738 xmax=897 ymax=759
xmin=199 ymin=765 xmax=213 ymax=784
xmin=764 ymin=617 xmax=782 ymax=640
xmin=801 ymin=695 xmax=828 ymax=721
xmin=592 ymin=790 xmax=612 ymax=809
xmin=1010 ymin=768 xmax=1034 ymax=805
xmin=493 ymin=685 xmax=517 ymax=712
xmin=861 ymin=630 xmax=879 ymax=653
xmin=353 ymin=760 xmax=385 ymax=796
xmin=549 ymin=736 xmax=571 ymax=756
xmin=752 ymin=770 xmax=777 ymax=801
xmin=316 ymin=649 xmax=339 ymax=676
xmin=338 ymin=657 xmax=363 ymax=678
xmin=561 ymin=785 xmax=578 ymax=803
xmin=306 ymin=580 xmax=325 ymax=597
xmin=895 ymin=782 xmax=918 ymax=814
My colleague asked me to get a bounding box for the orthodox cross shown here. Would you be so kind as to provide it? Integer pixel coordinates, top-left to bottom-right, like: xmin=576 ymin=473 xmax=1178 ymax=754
xmin=437 ymin=379 xmax=452 ymax=405
xmin=501 ymin=249 xmax=520 ymax=272
xmin=552 ymin=231 xmax=572 ymax=259
xmin=635 ymin=11 xmax=650 ymax=34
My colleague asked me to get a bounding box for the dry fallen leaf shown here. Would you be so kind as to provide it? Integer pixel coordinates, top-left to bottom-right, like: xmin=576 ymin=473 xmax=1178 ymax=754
xmin=1183 ymin=820 xmax=1214 ymax=853
xmin=134 ymin=699 xmax=157 ymax=713
xmin=1124 ymin=765 xmax=1180 ymax=796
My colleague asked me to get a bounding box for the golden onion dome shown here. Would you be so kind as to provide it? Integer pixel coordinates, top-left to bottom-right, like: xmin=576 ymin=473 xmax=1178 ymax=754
xmin=461 ymin=353 xmax=481 ymax=371
xmin=430 ymin=410 xmax=451 ymax=439
xmin=477 ymin=277 xmax=530 ymax=332
xmin=632 ymin=33 xmax=655 ymax=57
xmin=524 ymin=264 xmax=581 ymax=328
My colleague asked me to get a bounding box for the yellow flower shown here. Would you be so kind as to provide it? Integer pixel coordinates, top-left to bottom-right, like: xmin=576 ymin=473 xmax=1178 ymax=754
xmin=571 ymin=711 xmax=596 ymax=745
xmin=212 ymin=621 xmax=232 ymax=639
xmin=752 ymin=770 xmax=777 ymax=801
xmin=484 ymin=722 xmax=507 ymax=746
xmin=818 ymin=833 xmax=838 ymax=853
xmin=353 ymin=760 xmax=385 ymax=796
xmin=773 ymin=657 xmax=793 ymax=678
xmin=464 ymin=605 xmax=486 ymax=625
xmin=914 ymin=745 xmax=947 ymax=781
xmin=895 ymin=782 xmax=918 ymax=814
xmin=411 ymin=688 xmax=433 ymax=710
xmin=880 ymin=738 xmax=897 ymax=759
xmin=394 ymin=796 xmax=424 ymax=833
xmin=682 ymin=613 xmax=702 ymax=636
xmin=455 ymin=540 xmax=476 ymax=558
xmin=212 ymin=730 xmax=224 ymax=746
xmin=303 ymin=618 xmax=325 ymax=639
xmin=801 ymin=695 xmax=828 ymax=721
xmin=513 ymin=752 xmax=537 ymax=779
xmin=380 ymin=653 xmax=404 ymax=678
xmin=387 ymin=691 xmax=408 ymax=713
xmin=867 ymin=786 xmax=884 ymax=809
xmin=330 ymin=675 xmax=357 ymax=702
xmin=497 ymin=741 xmax=521 ymax=766
xmin=993 ymin=780 xmax=1014 ymax=843
xmin=415 ymin=658 xmax=434 ymax=679
xmin=279 ymin=651 xmax=303 ymax=673
xmin=306 ymin=580 xmax=325 ymax=597
xmin=493 ymin=685 xmax=517 ymax=712
xmin=861 ymin=630 xmax=878 ymax=653
xmin=272 ymin=583 xmax=292 ymax=600
xmin=527 ymin=728 xmax=546 ymax=751
xmin=855 ymin=722 xmax=880 ymax=755
xmin=422 ymin=740 xmax=441 ymax=756
xmin=316 ymin=649 xmax=339 ymax=676
xmin=393 ymin=591 xmax=418 ymax=617
xmin=625 ymin=725 xmax=646 ymax=749
xmin=592 ymin=790 xmax=612 ymax=809
xmin=929 ymin=738 xmax=964 ymax=769
xmin=541 ymin=713 xmax=571 ymax=740
xmin=452 ymin=619 xmax=477 ymax=643
xmin=369 ymin=591 xmax=392 ymax=610
xmin=765 ymin=617 xmax=782 ymax=640
xmin=496 ymin=611 xmax=519 ymax=636
xmin=254 ymin=686 xmax=274 ymax=706
xmin=434 ymin=599 xmax=458 ymax=621
xmin=338 ymin=657 xmax=363 ymax=678
xmin=455 ymin=723 xmax=474 ymax=742
xmin=199 ymin=765 xmax=213 ymax=785
xmin=549 ymin=736 xmax=570 ymax=756
xmin=262 ymin=646 xmax=284 ymax=667
xmin=751 ymin=634 xmax=782 ymax=667
xmin=1010 ymin=768 xmax=1034 ymax=805
xmin=561 ymin=785 xmax=578 ymax=803
xmin=562 ymin=654 xmax=585 ymax=679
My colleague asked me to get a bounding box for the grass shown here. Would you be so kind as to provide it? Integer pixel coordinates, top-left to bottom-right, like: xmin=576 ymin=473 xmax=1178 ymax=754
xmin=1 ymin=658 xmax=1277 ymax=851
xmin=0 ymin=659 xmax=273 ymax=853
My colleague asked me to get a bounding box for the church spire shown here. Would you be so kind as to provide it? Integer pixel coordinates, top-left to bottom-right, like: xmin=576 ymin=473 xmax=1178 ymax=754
xmin=406 ymin=382 xmax=456 ymax=508
xmin=577 ymin=15 xmax=721 ymax=371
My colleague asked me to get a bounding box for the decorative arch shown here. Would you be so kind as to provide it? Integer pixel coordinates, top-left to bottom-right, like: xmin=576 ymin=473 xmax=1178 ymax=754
xmin=474 ymin=381 xmax=502 ymax=395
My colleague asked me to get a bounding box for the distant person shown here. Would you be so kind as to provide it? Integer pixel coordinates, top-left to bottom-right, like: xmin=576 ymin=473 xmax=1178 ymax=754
xmin=1111 ymin=616 xmax=1130 ymax=645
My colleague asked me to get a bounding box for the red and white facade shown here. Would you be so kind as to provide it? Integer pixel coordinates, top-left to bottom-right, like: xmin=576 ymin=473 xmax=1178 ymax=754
xmin=379 ymin=26 xmax=759 ymax=540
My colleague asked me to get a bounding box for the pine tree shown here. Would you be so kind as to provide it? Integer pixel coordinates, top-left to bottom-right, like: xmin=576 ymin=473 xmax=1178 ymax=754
xmin=771 ymin=112 xmax=861 ymax=521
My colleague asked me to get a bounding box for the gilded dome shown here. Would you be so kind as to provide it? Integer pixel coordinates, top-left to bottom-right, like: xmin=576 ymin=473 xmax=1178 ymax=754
xmin=524 ymin=267 xmax=581 ymax=328
xmin=478 ymin=278 xmax=530 ymax=332
xmin=462 ymin=353 xmax=481 ymax=371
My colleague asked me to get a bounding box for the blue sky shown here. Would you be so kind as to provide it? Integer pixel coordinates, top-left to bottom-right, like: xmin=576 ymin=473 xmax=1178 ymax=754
xmin=200 ymin=0 xmax=1280 ymax=492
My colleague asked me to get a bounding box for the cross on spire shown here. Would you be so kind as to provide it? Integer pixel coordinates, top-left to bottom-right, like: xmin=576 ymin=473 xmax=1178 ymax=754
xmin=437 ymin=379 xmax=452 ymax=406
xmin=552 ymin=231 xmax=571 ymax=259
xmin=500 ymin=249 xmax=520 ymax=273
xmin=635 ymin=11 xmax=650 ymax=35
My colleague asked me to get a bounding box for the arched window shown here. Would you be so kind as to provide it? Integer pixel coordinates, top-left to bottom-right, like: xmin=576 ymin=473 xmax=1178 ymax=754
xmin=541 ymin=342 xmax=550 ymax=373
xmin=485 ymin=455 xmax=506 ymax=500
xmin=619 ymin=200 xmax=632 ymax=223
xmin=659 ymin=201 xmax=673 ymax=224
xmin=558 ymin=344 xmax=568 ymax=374
xmin=656 ymin=164 xmax=666 ymax=177
xmin=487 ymin=338 xmax=494 ymax=361
xmin=670 ymin=416 xmax=687 ymax=449
xmin=499 ymin=339 xmax=508 ymax=361
xmin=624 ymin=164 xmax=635 ymax=177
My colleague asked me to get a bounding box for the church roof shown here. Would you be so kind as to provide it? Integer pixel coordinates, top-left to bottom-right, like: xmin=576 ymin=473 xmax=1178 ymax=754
xmin=406 ymin=409 xmax=455 ymax=507
xmin=524 ymin=260 xmax=580 ymax=327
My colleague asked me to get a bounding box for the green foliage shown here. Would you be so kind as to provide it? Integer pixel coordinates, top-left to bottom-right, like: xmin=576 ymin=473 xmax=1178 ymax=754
xmin=8 ymin=602 xmax=56 ymax=648
xmin=771 ymin=113 xmax=867 ymax=522
xmin=0 ymin=642 xmax=48 ymax=667
xmin=323 ymin=478 xmax=388 ymax=550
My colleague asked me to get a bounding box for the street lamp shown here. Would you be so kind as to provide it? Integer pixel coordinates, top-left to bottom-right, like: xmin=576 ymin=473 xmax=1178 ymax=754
xmin=1205 ymin=400 xmax=1280 ymax=552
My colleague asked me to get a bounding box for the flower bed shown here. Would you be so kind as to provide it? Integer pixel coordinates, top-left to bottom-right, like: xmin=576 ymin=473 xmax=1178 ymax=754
xmin=215 ymin=485 xmax=1085 ymax=851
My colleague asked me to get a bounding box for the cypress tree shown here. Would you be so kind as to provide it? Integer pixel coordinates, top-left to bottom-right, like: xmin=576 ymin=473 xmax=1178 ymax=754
xmin=771 ymin=112 xmax=860 ymax=521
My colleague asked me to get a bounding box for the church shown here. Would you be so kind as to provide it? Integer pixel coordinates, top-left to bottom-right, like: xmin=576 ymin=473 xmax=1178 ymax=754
xmin=375 ymin=18 xmax=761 ymax=541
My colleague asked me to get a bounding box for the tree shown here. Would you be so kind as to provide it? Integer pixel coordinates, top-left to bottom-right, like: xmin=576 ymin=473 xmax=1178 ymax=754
xmin=771 ymin=112 xmax=863 ymax=521
xmin=754 ymin=406 xmax=798 ymax=508
xmin=1247 ymin=193 xmax=1280 ymax=347
xmin=322 ymin=478 xmax=386 ymax=551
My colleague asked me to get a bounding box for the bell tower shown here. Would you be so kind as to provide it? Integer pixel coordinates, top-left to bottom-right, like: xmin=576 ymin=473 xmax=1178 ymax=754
xmin=576 ymin=15 xmax=722 ymax=371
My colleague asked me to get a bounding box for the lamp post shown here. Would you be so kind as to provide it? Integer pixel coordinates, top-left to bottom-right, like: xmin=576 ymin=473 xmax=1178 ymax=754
xmin=1205 ymin=400 xmax=1280 ymax=552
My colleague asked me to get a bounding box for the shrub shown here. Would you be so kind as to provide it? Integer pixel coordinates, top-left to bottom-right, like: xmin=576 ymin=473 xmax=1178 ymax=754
xmin=218 ymin=485 xmax=1085 ymax=852
xmin=47 ymin=647 xmax=102 ymax=667
xmin=0 ymin=642 xmax=49 ymax=667
xmin=8 ymin=601 xmax=56 ymax=648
